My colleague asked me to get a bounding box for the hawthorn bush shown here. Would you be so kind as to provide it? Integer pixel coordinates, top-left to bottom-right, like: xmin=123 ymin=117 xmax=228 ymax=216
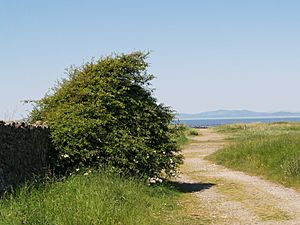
xmin=29 ymin=52 xmax=183 ymax=178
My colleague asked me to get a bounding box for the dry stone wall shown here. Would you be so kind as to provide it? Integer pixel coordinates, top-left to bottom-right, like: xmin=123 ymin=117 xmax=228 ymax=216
xmin=0 ymin=121 xmax=50 ymax=193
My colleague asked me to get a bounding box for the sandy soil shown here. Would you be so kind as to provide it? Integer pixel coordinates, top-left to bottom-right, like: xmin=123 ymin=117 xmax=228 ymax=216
xmin=176 ymin=129 xmax=300 ymax=225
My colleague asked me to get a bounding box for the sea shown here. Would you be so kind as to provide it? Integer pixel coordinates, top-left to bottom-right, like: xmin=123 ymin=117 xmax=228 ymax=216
xmin=175 ymin=117 xmax=300 ymax=128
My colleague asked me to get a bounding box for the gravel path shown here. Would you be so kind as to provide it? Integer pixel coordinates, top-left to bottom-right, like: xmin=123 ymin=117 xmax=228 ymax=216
xmin=177 ymin=129 xmax=300 ymax=225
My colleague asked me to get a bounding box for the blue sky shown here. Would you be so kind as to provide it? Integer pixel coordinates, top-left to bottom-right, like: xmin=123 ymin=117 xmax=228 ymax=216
xmin=1 ymin=0 xmax=300 ymax=119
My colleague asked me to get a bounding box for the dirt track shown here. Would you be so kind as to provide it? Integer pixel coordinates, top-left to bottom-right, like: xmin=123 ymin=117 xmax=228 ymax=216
xmin=177 ymin=129 xmax=300 ymax=225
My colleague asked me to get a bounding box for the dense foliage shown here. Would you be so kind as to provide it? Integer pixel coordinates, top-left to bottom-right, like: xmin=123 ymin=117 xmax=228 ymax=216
xmin=29 ymin=52 xmax=183 ymax=178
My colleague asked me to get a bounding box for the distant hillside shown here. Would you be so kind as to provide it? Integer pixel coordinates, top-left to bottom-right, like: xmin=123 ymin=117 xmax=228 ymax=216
xmin=179 ymin=110 xmax=300 ymax=119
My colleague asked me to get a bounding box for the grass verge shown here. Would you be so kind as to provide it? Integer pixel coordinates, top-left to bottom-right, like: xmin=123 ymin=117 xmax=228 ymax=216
xmin=207 ymin=122 xmax=300 ymax=188
xmin=0 ymin=168 xmax=186 ymax=225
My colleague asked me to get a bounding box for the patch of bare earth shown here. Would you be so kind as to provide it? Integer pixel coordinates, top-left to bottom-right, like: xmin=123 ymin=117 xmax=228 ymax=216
xmin=176 ymin=129 xmax=300 ymax=225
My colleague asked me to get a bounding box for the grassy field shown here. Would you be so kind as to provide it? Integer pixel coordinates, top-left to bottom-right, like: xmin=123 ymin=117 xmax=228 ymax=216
xmin=207 ymin=122 xmax=300 ymax=188
xmin=0 ymin=168 xmax=191 ymax=225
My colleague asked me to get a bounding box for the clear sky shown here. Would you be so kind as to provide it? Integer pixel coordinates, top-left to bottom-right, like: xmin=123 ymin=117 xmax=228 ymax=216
xmin=1 ymin=0 xmax=300 ymax=119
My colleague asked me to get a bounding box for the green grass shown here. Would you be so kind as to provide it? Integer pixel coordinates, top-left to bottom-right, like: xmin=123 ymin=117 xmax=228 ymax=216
xmin=0 ymin=168 xmax=184 ymax=225
xmin=207 ymin=122 xmax=300 ymax=188
xmin=188 ymin=129 xmax=199 ymax=136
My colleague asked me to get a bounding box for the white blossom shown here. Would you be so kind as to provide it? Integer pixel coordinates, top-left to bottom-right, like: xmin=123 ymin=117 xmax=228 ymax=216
xmin=61 ymin=154 xmax=70 ymax=159
xmin=148 ymin=176 xmax=163 ymax=184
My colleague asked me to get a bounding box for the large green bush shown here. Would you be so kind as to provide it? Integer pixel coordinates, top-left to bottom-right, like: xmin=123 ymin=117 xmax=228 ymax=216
xmin=29 ymin=52 xmax=183 ymax=178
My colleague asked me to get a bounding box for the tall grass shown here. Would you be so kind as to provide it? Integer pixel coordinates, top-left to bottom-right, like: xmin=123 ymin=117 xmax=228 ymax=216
xmin=208 ymin=122 xmax=300 ymax=188
xmin=0 ymin=168 xmax=181 ymax=225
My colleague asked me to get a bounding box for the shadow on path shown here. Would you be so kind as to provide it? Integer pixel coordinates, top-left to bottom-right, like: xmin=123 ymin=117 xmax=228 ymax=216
xmin=169 ymin=181 xmax=216 ymax=193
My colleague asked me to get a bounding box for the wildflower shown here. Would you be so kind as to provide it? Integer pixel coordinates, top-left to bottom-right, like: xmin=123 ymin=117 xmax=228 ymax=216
xmin=75 ymin=168 xmax=80 ymax=172
xmin=156 ymin=177 xmax=163 ymax=183
xmin=84 ymin=172 xmax=89 ymax=176
xmin=149 ymin=178 xmax=156 ymax=183
xmin=170 ymin=169 xmax=177 ymax=177
xmin=61 ymin=154 xmax=70 ymax=159
xmin=148 ymin=176 xmax=163 ymax=184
